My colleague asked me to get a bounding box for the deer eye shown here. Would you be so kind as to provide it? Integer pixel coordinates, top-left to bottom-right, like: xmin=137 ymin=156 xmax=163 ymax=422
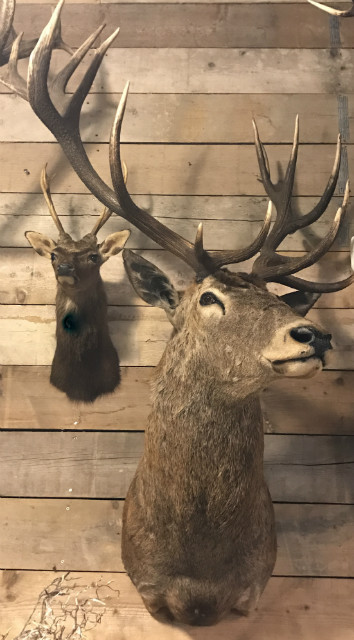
xmin=199 ymin=291 xmax=225 ymax=313
xmin=50 ymin=253 xmax=56 ymax=262
xmin=200 ymin=292 xmax=218 ymax=306
xmin=89 ymin=254 xmax=99 ymax=263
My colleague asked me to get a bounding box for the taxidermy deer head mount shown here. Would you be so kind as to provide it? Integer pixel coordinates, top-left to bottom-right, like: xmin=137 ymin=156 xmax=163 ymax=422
xmin=25 ymin=166 xmax=130 ymax=402
xmin=1 ymin=0 xmax=353 ymax=624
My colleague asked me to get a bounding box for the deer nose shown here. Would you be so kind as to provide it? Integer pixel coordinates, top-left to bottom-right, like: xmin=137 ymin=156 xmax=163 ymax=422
xmin=290 ymin=326 xmax=332 ymax=356
xmin=57 ymin=263 xmax=75 ymax=276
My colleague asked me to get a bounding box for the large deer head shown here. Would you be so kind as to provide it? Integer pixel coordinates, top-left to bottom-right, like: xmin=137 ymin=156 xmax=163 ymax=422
xmin=0 ymin=0 xmax=352 ymax=386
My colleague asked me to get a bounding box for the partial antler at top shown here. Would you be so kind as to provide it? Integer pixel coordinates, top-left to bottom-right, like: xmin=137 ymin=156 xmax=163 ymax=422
xmin=307 ymin=0 xmax=354 ymax=17
xmin=252 ymin=117 xmax=353 ymax=292
xmin=0 ymin=0 xmax=271 ymax=278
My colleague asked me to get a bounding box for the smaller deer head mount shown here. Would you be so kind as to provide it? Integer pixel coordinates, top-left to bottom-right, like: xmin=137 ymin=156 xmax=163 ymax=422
xmin=25 ymin=167 xmax=130 ymax=403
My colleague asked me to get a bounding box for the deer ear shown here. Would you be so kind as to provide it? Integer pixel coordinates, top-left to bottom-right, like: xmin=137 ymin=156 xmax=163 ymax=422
xmin=279 ymin=291 xmax=321 ymax=316
xmin=25 ymin=231 xmax=57 ymax=259
xmin=99 ymin=229 xmax=130 ymax=262
xmin=123 ymin=249 xmax=179 ymax=311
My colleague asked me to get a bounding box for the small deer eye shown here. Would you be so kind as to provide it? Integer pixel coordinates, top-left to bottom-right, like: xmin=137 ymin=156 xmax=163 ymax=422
xmin=89 ymin=254 xmax=99 ymax=263
xmin=200 ymin=292 xmax=218 ymax=306
xmin=50 ymin=253 xmax=56 ymax=262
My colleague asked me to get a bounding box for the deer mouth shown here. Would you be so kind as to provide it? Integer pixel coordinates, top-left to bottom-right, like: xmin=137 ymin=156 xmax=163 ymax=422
xmin=270 ymin=354 xmax=323 ymax=378
xmin=58 ymin=275 xmax=76 ymax=286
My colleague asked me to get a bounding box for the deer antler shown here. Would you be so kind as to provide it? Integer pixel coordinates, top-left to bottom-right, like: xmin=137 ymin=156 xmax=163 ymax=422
xmin=0 ymin=0 xmax=72 ymax=98
xmin=307 ymin=0 xmax=354 ymax=17
xmin=252 ymin=117 xmax=354 ymax=292
xmin=0 ymin=0 xmax=271 ymax=278
xmin=40 ymin=164 xmax=68 ymax=238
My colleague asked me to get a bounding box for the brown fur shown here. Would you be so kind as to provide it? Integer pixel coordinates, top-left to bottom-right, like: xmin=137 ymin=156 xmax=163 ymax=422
xmin=122 ymin=261 xmax=332 ymax=626
xmin=25 ymin=230 xmax=129 ymax=403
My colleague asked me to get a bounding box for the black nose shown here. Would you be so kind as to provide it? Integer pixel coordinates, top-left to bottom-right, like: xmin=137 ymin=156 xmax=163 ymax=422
xmin=57 ymin=263 xmax=74 ymax=276
xmin=290 ymin=326 xmax=332 ymax=357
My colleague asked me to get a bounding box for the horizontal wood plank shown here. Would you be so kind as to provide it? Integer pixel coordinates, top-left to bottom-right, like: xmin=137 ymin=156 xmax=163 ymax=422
xmin=0 ymin=499 xmax=353 ymax=575
xmin=0 ymin=94 xmax=350 ymax=144
xmin=0 ymin=143 xmax=352 ymax=196
xmin=0 ymin=432 xmax=353 ymax=503
xmin=1 ymin=367 xmax=353 ymax=435
xmin=0 ymin=306 xmax=353 ymax=367
xmin=1 ymin=573 xmax=354 ymax=640
xmin=10 ymin=4 xmax=354 ymax=49
xmin=1 ymin=249 xmax=352 ymax=308
xmin=2 ymin=573 xmax=354 ymax=640
xmin=4 ymin=49 xmax=354 ymax=95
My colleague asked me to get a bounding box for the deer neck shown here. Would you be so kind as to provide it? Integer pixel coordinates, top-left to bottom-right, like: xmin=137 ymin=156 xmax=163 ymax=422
xmin=144 ymin=330 xmax=265 ymax=515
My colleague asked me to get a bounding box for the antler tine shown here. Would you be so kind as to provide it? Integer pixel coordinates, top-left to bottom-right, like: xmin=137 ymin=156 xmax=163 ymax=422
xmin=0 ymin=0 xmax=15 ymax=52
xmin=252 ymin=117 xmax=352 ymax=286
xmin=50 ymin=22 xmax=105 ymax=110
xmin=295 ymin=133 xmax=341 ymax=231
xmin=40 ymin=164 xmax=67 ymax=237
xmin=90 ymin=162 xmax=128 ymax=236
xmin=260 ymin=181 xmax=350 ymax=281
xmin=0 ymin=30 xmax=27 ymax=97
xmin=307 ymin=0 xmax=354 ymax=17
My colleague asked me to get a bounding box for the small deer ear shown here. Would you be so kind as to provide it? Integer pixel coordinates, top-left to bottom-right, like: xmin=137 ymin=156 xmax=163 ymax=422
xmin=25 ymin=231 xmax=57 ymax=259
xmin=279 ymin=291 xmax=321 ymax=316
xmin=123 ymin=249 xmax=179 ymax=312
xmin=99 ymin=229 xmax=130 ymax=262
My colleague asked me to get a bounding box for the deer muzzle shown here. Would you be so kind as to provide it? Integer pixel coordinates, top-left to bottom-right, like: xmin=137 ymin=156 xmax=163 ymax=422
xmin=263 ymin=323 xmax=332 ymax=378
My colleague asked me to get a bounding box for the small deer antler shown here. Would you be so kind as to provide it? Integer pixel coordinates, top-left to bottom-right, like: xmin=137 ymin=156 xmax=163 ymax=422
xmin=40 ymin=165 xmax=68 ymax=238
xmin=307 ymin=0 xmax=354 ymax=17
xmin=252 ymin=117 xmax=353 ymax=292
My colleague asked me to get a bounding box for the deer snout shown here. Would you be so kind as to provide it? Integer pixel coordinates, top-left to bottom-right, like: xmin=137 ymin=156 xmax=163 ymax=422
xmin=57 ymin=262 xmax=75 ymax=276
xmin=290 ymin=326 xmax=332 ymax=358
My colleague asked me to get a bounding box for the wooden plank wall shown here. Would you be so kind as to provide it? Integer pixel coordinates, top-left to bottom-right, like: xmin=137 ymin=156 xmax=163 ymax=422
xmin=1 ymin=1 xmax=354 ymax=638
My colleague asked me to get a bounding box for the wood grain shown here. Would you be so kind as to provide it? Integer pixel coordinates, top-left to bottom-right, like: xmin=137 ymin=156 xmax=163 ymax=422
xmin=1 ymin=573 xmax=354 ymax=640
xmin=1 ymin=367 xmax=353 ymax=435
xmin=10 ymin=4 xmax=354 ymax=49
xmin=0 ymin=143 xmax=352 ymax=196
xmin=0 ymin=249 xmax=352 ymax=307
xmin=1 ymin=499 xmax=353 ymax=575
xmin=0 ymin=305 xmax=353 ymax=367
xmin=2 ymin=573 xmax=354 ymax=640
xmin=0 ymin=94 xmax=350 ymax=143
xmin=3 ymin=49 xmax=354 ymax=95
xmin=0 ymin=431 xmax=353 ymax=503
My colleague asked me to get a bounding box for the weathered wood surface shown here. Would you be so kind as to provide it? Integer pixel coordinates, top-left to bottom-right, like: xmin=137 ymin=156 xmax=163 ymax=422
xmin=0 ymin=366 xmax=153 ymax=430
xmin=1 ymin=94 xmax=350 ymax=143
xmin=3 ymin=49 xmax=354 ymax=95
xmin=1 ymin=367 xmax=352 ymax=435
xmin=0 ymin=432 xmax=353 ymax=503
xmin=1 ymin=249 xmax=352 ymax=308
xmin=1 ymin=573 xmax=354 ymax=640
xmin=0 ymin=305 xmax=353 ymax=367
xmin=0 ymin=143 xmax=352 ymax=196
xmin=0 ymin=193 xmax=347 ymax=221
xmin=10 ymin=4 xmax=354 ymax=49
xmin=1 ymin=499 xmax=353 ymax=575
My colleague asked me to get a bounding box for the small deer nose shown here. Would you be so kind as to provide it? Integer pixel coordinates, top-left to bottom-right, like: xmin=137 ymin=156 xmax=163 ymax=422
xmin=57 ymin=263 xmax=74 ymax=276
xmin=290 ymin=326 xmax=315 ymax=344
